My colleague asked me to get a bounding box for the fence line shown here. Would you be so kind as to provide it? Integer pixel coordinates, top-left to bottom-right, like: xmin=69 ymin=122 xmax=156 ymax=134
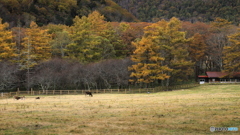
xmin=1 ymin=83 xmax=200 ymax=99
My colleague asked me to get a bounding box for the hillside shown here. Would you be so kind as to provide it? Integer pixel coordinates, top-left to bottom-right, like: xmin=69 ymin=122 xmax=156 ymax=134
xmin=1 ymin=0 xmax=238 ymax=26
xmin=0 ymin=0 xmax=138 ymax=27
xmin=112 ymin=0 xmax=240 ymax=24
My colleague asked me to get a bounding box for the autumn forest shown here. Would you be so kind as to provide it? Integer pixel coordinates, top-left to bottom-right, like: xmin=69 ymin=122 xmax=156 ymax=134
xmin=0 ymin=0 xmax=239 ymax=91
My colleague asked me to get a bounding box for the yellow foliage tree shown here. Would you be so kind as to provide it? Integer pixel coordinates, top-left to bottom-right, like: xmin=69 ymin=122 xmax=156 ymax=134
xmin=19 ymin=21 xmax=52 ymax=90
xmin=211 ymin=17 xmax=232 ymax=29
xmin=188 ymin=33 xmax=207 ymax=80
xmin=20 ymin=21 xmax=52 ymax=69
xmin=0 ymin=18 xmax=17 ymax=61
xmin=129 ymin=37 xmax=172 ymax=85
xmin=130 ymin=17 xmax=193 ymax=86
xmin=66 ymin=11 xmax=116 ymax=63
xmin=223 ymin=29 xmax=240 ymax=74
xmin=188 ymin=33 xmax=206 ymax=61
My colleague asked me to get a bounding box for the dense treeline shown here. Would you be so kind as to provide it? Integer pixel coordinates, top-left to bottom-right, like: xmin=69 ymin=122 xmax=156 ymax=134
xmin=0 ymin=11 xmax=239 ymax=91
xmin=113 ymin=0 xmax=240 ymax=24
xmin=0 ymin=58 xmax=132 ymax=91
xmin=0 ymin=0 xmax=138 ymax=27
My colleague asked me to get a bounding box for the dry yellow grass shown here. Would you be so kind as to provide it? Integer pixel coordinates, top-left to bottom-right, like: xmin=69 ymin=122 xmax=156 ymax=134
xmin=0 ymin=85 xmax=240 ymax=135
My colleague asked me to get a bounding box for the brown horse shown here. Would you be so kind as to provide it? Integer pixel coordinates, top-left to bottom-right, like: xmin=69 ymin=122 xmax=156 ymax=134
xmin=85 ymin=92 xmax=93 ymax=97
xmin=13 ymin=96 xmax=25 ymax=100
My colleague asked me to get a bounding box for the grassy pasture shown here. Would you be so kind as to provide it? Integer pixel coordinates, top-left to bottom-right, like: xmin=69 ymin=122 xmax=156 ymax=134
xmin=0 ymin=85 xmax=240 ymax=135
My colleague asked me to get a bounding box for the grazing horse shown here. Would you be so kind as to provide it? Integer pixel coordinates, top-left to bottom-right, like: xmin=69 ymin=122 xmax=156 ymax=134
xmin=85 ymin=92 xmax=93 ymax=97
xmin=13 ymin=96 xmax=25 ymax=100
xmin=36 ymin=97 xmax=40 ymax=99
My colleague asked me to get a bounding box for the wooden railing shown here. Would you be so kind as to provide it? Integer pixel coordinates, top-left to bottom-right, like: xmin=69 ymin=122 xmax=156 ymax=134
xmin=0 ymin=83 xmax=200 ymax=98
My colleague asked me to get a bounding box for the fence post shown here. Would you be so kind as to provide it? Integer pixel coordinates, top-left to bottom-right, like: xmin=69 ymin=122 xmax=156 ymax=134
xmin=30 ymin=88 xmax=33 ymax=95
xmin=17 ymin=88 xmax=20 ymax=95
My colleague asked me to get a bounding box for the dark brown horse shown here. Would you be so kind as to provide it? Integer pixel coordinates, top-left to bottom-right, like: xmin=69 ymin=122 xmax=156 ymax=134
xmin=85 ymin=92 xmax=93 ymax=97
xmin=13 ymin=96 xmax=25 ymax=100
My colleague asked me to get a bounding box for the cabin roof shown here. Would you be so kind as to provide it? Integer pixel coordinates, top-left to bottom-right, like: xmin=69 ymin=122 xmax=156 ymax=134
xmin=206 ymin=72 xmax=228 ymax=78
xmin=198 ymin=72 xmax=240 ymax=78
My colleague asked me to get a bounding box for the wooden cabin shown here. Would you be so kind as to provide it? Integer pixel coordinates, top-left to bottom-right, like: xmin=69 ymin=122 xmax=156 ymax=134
xmin=198 ymin=72 xmax=240 ymax=84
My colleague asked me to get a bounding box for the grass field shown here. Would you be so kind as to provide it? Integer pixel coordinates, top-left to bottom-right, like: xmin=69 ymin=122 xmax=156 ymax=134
xmin=0 ymin=85 xmax=240 ymax=135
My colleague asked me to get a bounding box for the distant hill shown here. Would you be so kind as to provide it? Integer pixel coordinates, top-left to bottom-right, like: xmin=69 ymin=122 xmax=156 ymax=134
xmin=0 ymin=0 xmax=139 ymax=27
xmin=1 ymin=0 xmax=239 ymax=27
xmin=112 ymin=0 xmax=240 ymax=24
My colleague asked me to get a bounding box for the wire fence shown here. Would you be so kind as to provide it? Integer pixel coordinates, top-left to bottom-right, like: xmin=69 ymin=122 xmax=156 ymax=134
xmin=1 ymin=83 xmax=200 ymax=99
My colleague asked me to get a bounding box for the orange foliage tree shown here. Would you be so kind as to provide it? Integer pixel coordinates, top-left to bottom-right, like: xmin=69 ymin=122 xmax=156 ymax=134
xmin=0 ymin=18 xmax=17 ymax=61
